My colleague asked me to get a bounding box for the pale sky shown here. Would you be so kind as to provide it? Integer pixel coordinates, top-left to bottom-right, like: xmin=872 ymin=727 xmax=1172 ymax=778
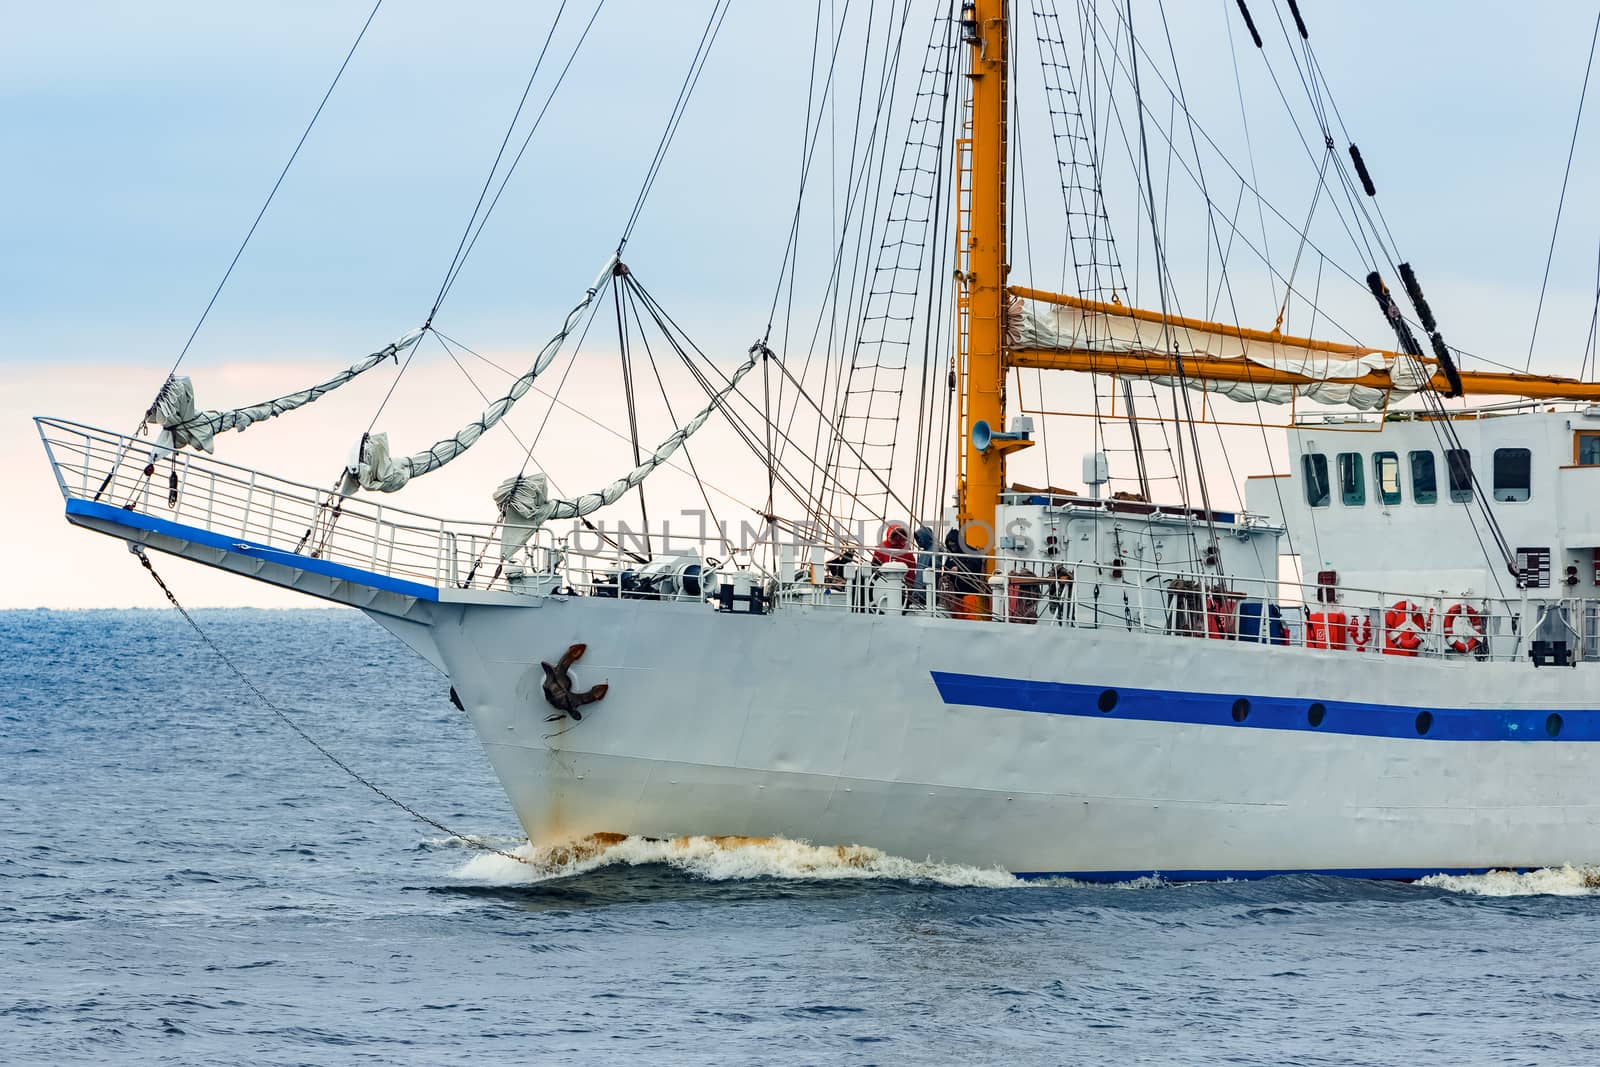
xmin=6 ymin=1 xmax=1600 ymax=607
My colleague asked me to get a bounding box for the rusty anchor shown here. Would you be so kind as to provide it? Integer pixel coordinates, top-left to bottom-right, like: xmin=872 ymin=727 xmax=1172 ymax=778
xmin=542 ymin=643 xmax=608 ymax=722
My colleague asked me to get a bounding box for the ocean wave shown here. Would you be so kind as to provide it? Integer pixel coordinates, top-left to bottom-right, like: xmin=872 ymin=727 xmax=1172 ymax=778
xmin=1417 ymin=865 xmax=1600 ymax=897
xmin=447 ymin=833 xmax=1151 ymax=889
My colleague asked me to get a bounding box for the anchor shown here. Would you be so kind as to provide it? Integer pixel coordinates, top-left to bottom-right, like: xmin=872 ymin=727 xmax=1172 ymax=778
xmin=541 ymin=643 xmax=608 ymax=722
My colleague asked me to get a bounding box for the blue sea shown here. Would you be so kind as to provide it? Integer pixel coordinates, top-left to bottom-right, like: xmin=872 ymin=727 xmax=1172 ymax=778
xmin=6 ymin=608 xmax=1600 ymax=1065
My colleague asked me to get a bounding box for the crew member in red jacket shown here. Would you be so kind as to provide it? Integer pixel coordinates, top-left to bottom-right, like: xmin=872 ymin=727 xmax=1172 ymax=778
xmin=871 ymin=522 xmax=917 ymax=584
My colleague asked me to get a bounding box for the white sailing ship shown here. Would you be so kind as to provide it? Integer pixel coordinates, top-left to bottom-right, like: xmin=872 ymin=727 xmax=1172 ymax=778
xmin=37 ymin=1 xmax=1600 ymax=879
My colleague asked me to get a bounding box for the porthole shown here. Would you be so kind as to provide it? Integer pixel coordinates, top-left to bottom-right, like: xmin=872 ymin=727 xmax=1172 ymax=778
xmin=1415 ymin=711 xmax=1434 ymax=736
xmin=1547 ymin=713 xmax=1563 ymax=738
xmin=1231 ymin=698 xmax=1250 ymax=723
xmin=1308 ymin=702 xmax=1326 ymax=728
xmin=1098 ymin=689 xmax=1118 ymax=713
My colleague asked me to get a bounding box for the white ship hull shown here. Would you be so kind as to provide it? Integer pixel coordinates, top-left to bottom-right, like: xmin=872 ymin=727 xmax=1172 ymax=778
xmin=42 ymin=421 xmax=1600 ymax=881
xmin=388 ymin=594 xmax=1600 ymax=880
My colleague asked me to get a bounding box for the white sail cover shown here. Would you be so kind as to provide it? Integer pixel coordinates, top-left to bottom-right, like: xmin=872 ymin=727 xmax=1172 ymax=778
xmin=1013 ymin=299 xmax=1430 ymax=410
xmin=144 ymin=328 xmax=424 ymax=454
xmin=491 ymin=472 xmax=548 ymax=560
xmin=343 ymin=256 xmax=618 ymax=495
xmin=491 ymin=345 xmax=761 ymax=557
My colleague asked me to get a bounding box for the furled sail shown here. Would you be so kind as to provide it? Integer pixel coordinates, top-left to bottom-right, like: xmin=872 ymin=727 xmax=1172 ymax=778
xmin=1007 ymin=290 xmax=1427 ymax=410
xmin=342 ymin=255 xmax=619 ymax=495
xmin=143 ymin=327 xmax=424 ymax=454
xmin=1006 ymin=287 xmax=1600 ymax=406
xmin=491 ymin=343 xmax=762 ymax=557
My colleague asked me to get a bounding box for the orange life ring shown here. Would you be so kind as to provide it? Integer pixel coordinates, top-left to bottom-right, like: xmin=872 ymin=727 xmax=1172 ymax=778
xmin=1444 ymin=603 xmax=1484 ymax=654
xmin=1383 ymin=600 xmax=1432 ymax=657
xmin=1348 ymin=614 xmax=1373 ymax=651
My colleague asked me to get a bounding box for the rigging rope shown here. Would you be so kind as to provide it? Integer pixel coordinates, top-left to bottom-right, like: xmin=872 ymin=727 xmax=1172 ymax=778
xmin=426 ymin=0 xmax=579 ymax=325
xmin=150 ymin=0 xmax=384 ymax=408
xmin=1525 ymin=8 xmax=1600 ymax=372
xmin=1124 ymin=0 xmax=1217 ymax=554
xmin=129 ymin=543 xmax=529 ymax=866
xmin=613 ymin=269 xmax=653 ymax=555
xmin=346 ymin=256 xmax=617 ymax=494
xmin=782 ymin=0 xmax=902 ymax=525
xmin=430 ymin=0 xmax=607 ymax=319
xmin=621 ymin=281 xmax=734 ymax=556
xmin=616 ymin=0 xmax=732 ymax=252
xmin=355 ymin=0 xmax=605 ymax=447
xmin=811 ymin=0 xmax=917 ymax=531
xmin=823 ymin=5 xmax=953 ymax=529
xmin=1232 ymin=2 xmax=1515 ymax=583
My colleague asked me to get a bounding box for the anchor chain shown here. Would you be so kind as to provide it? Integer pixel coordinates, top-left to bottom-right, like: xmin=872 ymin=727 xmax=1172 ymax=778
xmin=128 ymin=542 xmax=530 ymax=867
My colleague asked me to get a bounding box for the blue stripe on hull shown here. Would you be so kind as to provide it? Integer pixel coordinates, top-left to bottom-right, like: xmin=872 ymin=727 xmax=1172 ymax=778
xmin=1015 ymin=866 xmax=1536 ymax=883
xmin=931 ymin=670 xmax=1598 ymax=742
xmin=64 ymin=498 xmax=440 ymax=602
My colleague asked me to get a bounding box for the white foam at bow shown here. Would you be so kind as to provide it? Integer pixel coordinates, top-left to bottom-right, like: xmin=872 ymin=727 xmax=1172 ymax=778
xmin=1418 ymin=865 xmax=1600 ymax=897
xmin=445 ymin=833 xmax=1161 ymax=890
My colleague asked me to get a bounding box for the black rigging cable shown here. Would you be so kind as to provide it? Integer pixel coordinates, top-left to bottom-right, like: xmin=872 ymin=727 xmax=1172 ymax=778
xmin=152 ymin=0 xmax=383 ymax=400
xmin=628 ymin=273 xmax=914 ymax=517
xmin=613 ymin=269 xmax=652 ymax=556
xmin=1124 ymin=0 xmax=1218 ymax=553
xmin=796 ymin=0 xmax=893 ymax=528
xmin=616 ymin=0 xmax=732 ymax=252
xmin=431 ymin=0 xmax=607 ymax=318
xmin=813 ymin=0 xmax=919 ymax=530
xmin=1525 ymin=8 xmax=1600 ymax=372
xmin=426 ymin=0 xmax=578 ymax=325
xmin=1244 ymin=5 xmax=1516 ymax=582
xmin=359 ymin=0 xmax=605 ymax=438
xmin=825 ymin=2 xmax=948 ymax=525
xmin=1079 ymin=2 xmax=1376 ymax=349
xmin=444 ymin=3 xmax=736 ymax=553
xmin=766 ymin=0 xmax=855 ymax=528
xmin=434 ymin=326 xmax=760 ymax=514
xmin=621 ymin=280 xmax=734 ymax=555
xmin=1149 ymin=0 xmax=1301 ymax=564
xmin=130 ymin=544 xmax=529 ymax=866
xmin=1584 ymin=237 xmax=1600 ymax=381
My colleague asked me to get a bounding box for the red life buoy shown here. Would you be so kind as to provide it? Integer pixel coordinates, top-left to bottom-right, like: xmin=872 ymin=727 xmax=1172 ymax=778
xmin=1383 ymin=600 xmax=1432 ymax=657
xmin=1348 ymin=614 xmax=1373 ymax=651
xmin=1443 ymin=603 xmax=1484 ymax=654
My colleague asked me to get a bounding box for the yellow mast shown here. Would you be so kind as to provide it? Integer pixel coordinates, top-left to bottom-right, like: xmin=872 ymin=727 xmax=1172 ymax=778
xmin=949 ymin=6 xmax=1600 ymax=545
xmin=957 ymin=0 xmax=1022 ymax=552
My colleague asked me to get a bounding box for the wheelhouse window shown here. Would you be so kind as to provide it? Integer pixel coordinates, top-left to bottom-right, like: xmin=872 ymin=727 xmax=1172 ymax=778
xmin=1446 ymin=448 xmax=1473 ymax=503
xmin=1577 ymin=432 xmax=1600 ymax=466
xmin=1410 ymin=450 xmax=1437 ymax=505
xmin=1302 ymin=453 xmax=1330 ymax=508
xmin=1373 ymin=451 xmax=1401 ymax=506
xmin=1493 ymin=447 xmax=1531 ymax=502
xmin=1336 ymin=452 xmax=1365 ymax=506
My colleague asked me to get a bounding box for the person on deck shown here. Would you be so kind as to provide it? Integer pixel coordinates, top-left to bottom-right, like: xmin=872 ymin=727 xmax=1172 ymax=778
xmin=939 ymin=527 xmax=988 ymax=616
xmin=912 ymin=526 xmax=935 ymax=608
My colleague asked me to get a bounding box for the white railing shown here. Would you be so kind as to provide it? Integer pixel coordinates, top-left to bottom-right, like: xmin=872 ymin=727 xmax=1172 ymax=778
xmin=755 ymin=547 xmax=1553 ymax=664
xmin=546 ymin=535 xmax=1559 ymax=664
xmin=36 ymin=417 xmax=541 ymax=593
xmin=40 ymin=417 xmax=1593 ymax=664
